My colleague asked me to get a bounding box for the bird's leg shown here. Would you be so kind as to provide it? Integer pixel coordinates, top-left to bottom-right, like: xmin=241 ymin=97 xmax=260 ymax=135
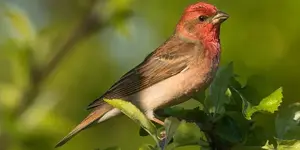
xmin=150 ymin=117 xmax=165 ymax=126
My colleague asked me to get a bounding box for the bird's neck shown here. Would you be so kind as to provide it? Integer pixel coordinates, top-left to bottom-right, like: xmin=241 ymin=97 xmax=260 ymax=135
xmin=177 ymin=26 xmax=221 ymax=59
xmin=201 ymin=27 xmax=221 ymax=59
xmin=200 ymin=27 xmax=221 ymax=74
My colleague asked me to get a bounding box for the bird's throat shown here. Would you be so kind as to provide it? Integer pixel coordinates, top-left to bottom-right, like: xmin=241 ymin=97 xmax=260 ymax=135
xmin=201 ymin=26 xmax=221 ymax=59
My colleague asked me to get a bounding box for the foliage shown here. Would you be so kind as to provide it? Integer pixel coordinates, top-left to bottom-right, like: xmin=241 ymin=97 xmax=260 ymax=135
xmin=102 ymin=63 xmax=299 ymax=150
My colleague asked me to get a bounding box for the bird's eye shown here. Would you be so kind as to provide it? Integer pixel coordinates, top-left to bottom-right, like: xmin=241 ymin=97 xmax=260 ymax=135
xmin=198 ymin=15 xmax=208 ymax=22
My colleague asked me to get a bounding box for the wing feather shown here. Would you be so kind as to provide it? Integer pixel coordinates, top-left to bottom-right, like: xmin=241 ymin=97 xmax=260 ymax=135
xmin=87 ymin=36 xmax=198 ymax=109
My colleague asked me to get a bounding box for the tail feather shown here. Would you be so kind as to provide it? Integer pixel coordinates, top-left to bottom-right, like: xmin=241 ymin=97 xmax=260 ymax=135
xmin=55 ymin=104 xmax=113 ymax=148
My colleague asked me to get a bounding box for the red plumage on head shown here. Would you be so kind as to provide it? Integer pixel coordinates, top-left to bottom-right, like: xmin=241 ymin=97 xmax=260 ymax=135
xmin=176 ymin=2 xmax=220 ymax=41
xmin=185 ymin=2 xmax=218 ymax=15
xmin=176 ymin=2 xmax=226 ymax=58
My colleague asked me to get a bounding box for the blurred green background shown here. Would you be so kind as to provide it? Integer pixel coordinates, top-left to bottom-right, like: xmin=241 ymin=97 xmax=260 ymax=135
xmin=0 ymin=0 xmax=299 ymax=149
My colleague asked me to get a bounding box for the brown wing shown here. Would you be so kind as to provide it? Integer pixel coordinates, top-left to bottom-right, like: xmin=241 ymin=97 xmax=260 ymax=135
xmin=87 ymin=36 xmax=198 ymax=109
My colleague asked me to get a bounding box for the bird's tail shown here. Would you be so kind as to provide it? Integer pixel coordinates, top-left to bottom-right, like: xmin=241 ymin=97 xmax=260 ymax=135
xmin=55 ymin=104 xmax=113 ymax=148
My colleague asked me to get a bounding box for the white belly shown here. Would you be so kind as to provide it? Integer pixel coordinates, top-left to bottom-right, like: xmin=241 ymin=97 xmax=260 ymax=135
xmin=130 ymin=67 xmax=211 ymax=112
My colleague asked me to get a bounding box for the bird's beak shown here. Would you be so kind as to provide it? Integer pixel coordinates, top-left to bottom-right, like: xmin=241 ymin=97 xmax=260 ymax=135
xmin=212 ymin=11 xmax=229 ymax=25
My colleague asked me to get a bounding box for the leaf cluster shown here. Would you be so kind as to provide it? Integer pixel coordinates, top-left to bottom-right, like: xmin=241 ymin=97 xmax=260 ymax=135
xmin=103 ymin=62 xmax=299 ymax=150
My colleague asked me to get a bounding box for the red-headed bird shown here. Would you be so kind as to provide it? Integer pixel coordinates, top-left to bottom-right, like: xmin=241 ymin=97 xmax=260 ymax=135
xmin=56 ymin=2 xmax=229 ymax=147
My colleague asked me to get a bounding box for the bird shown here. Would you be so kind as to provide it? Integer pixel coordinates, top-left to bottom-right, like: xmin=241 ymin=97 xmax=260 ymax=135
xmin=55 ymin=1 xmax=229 ymax=147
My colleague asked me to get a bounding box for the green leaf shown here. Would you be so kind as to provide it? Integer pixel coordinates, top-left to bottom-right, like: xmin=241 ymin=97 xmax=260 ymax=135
xmin=256 ymin=87 xmax=283 ymax=113
xmin=276 ymin=103 xmax=300 ymax=140
xmin=172 ymin=121 xmax=208 ymax=148
xmin=192 ymin=91 xmax=206 ymax=103
xmin=243 ymin=87 xmax=283 ymax=120
xmin=225 ymin=111 xmax=250 ymax=141
xmin=262 ymin=140 xmax=274 ymax=150
xmin=225 ymin=78 xmax=245 ymax=109
xmin=162 ymin=106 xmax=186 ymax=118
xmin=230 ymin=86 xmax=252 ymax=118
xmin=277 ymin=140 xmax=300 ymax=150
xmin=163 ymin=117 xmax=180 ymax=148
xmin=104 ymin=99 xmax=159 ymax=145
xmin=234 ymin=87 xmax=283 ymax=120
xmin=263 ymin=140 xmax=300 ymax=150
xmin=205 ymin=62 xmax=234 ymax=114
xmin=214 ymin=115 xmax=243 ymax=143
xmin=161 ymin=107 xmax=209 ymax=126
xmin=225 ymin=88 xmax=232 ymax=104
xmin=232 ymin=146 xmax=265 ymax=150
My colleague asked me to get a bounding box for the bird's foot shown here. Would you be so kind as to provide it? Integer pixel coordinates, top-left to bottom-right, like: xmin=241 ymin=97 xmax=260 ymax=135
xmin=158 ymin=130 xmax=166 ymax=140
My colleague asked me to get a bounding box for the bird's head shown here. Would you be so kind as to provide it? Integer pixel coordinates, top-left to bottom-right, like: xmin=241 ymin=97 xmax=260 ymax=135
xmin=176 ymin=2 xmax=229 ymax=42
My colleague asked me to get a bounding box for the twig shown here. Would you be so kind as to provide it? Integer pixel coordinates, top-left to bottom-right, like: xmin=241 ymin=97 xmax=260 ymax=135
xmin=14 ymin=0 xmax=132 ymax=117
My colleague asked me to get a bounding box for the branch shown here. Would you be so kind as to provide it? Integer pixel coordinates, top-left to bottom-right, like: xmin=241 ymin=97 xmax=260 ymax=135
xmin=14 ymin=0 xmax=132 ymax=117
